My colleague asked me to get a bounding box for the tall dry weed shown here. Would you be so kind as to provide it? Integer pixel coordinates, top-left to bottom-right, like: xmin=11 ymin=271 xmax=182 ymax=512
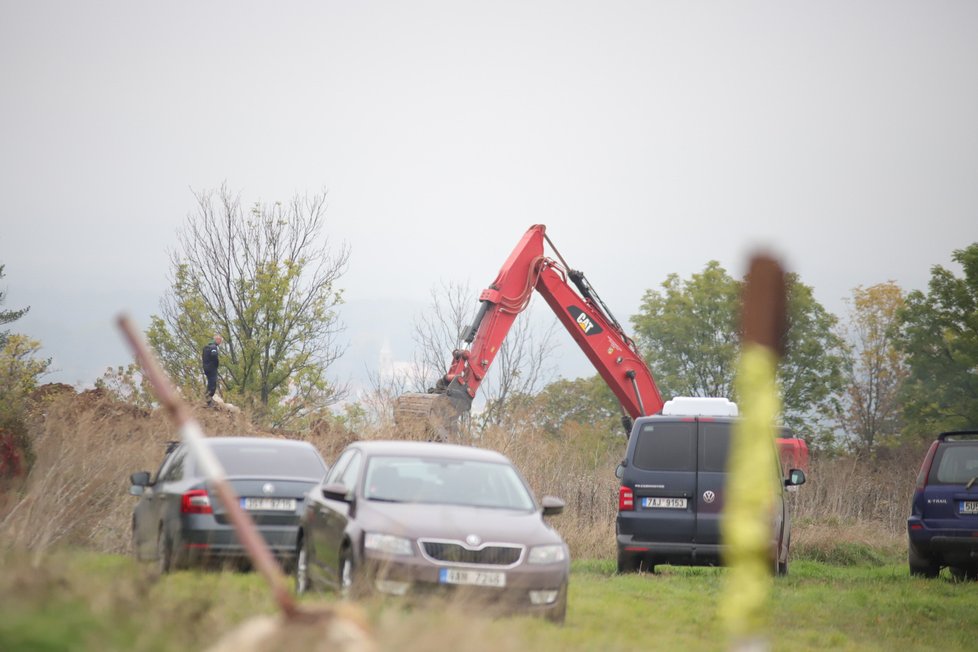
xmin=1 ymin=385 xmax=926 ymax=562
xmin=0 ymin=388 xmax=260 ymax=554
xmin=790 ymin=452 xmax=920 ymax=533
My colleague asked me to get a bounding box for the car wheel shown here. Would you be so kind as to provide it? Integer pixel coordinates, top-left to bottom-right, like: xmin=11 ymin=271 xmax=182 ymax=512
xmin=908 ymin=543 xmax=939 ymax=578
xmin=339 ymin=547 xmax=356 ymax=598
xmin=295 ymin=541 xmax=310 ymax=595
xmin=777 ymin=557 xmax=789 ymax=577
xmin=949 ymin=565 xmax=978 ymax=582
xmin=617 ymin=550 xmax=641 ymax=574
xmin=131 ymin=523 xmax=142 ymax=561
xmin=545 ymin=584 xmax=568 ymax=625
xmin=157 ymin=528 xmax=172 ymax=574
xmin=774 ymin=537 xmax=791 ymax=577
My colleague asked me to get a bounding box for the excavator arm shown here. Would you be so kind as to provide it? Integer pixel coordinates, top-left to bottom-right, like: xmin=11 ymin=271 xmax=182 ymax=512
xmin=394 ymin=223 xmax=809 ymax=473
xmin=395 ymin=224 xmax=663 ymax=437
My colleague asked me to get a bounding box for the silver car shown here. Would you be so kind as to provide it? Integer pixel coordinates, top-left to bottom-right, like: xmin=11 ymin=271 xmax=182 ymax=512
xmin=129 ymin=436 xmax=328 ymax=572
xmin=295 ymin=440 xmax=570 ymax=623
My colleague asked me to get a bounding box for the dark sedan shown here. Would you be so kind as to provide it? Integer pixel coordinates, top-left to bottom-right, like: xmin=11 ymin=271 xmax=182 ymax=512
xmin=129 ymin=436 xmax=328 ymax=572
xmin=295 ymin=440 xmax=570 ymax=623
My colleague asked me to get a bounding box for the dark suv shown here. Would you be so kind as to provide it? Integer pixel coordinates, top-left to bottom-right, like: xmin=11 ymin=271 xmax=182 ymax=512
xmin=907 ymin=430 xmax=978 ymax=580
xmin=615 ymin=397 xmax=806 ymax=575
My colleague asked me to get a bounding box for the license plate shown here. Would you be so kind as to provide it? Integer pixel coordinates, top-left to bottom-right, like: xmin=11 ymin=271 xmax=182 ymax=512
xmin=643 ymin=497 xmax=687 ymax=509
xmin=961 ymin=501 xmax=978 ymax=515
xmin=241 ymin=497 xmax=296 ymax=512
xmin=438 ymin=568 xmax=506 ymax=587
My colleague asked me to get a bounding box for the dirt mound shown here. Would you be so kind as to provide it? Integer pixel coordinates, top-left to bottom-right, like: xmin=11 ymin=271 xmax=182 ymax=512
xmin=29 ymin=383 xmax=76 ymax=403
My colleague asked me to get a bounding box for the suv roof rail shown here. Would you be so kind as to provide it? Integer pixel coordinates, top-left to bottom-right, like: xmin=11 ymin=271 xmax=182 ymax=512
xmin=937 ymin=430 xmax=978 ymax=441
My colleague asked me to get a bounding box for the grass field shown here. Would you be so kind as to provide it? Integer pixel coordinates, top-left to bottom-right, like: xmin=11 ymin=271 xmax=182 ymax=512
xmin=2 ymin=549 xmax=976 ymax=652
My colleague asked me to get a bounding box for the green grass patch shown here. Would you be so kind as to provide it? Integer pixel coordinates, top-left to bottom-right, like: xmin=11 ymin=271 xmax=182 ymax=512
xmin=793 ymin=540 xmax=898 ymax=567
xmin=2 ymin=549 xmax=977 ymax=651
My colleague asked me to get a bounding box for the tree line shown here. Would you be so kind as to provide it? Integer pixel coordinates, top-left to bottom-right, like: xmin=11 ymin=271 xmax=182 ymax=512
xmin=1 ymin=186 xmax=976 ymax=460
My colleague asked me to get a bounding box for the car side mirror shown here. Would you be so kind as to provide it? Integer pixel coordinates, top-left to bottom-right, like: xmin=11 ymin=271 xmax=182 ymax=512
xmin=129 ymin=471 xmax=150 ymax=496
xmin=322 ymin=481 xmax=352 ymax=502
xmin=615 ymin=461 xmax=626 ymax=480
xmin=786 ymin=468 xmax=806 ymax=487
xmin=541 ymin=495 xmax=565 ymax=516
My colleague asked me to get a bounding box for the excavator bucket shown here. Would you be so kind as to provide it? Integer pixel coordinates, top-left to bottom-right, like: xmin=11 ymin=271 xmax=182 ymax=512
xmin=393 ymin=393 xmax=462 ymax=442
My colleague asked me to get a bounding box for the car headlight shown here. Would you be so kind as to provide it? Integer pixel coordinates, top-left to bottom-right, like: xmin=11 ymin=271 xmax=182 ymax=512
xmin=528 ymin=544 xmax=567 ymax=564
xmin=364 ymin=532 xmax=414 ymax=556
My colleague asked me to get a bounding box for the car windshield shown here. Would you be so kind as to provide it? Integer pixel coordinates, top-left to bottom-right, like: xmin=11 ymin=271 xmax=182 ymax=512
xmin=363 ymin=455 xmax=536 ymax=511
xmin=211 ymin=443 xmax=326 ymax=479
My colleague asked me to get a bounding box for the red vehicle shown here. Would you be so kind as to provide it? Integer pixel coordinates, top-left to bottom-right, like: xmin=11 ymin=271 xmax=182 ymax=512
xmin=395 ymin=224 xmax=808 ymax=470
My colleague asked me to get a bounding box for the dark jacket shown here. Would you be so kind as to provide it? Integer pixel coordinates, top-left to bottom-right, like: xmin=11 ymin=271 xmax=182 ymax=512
xmin=202 ymin=341 xmax=220 ymax=374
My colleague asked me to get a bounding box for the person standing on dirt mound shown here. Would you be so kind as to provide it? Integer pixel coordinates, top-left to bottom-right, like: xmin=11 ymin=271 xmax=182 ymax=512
xmin=202 ymin=334 xmax=222 ymax=406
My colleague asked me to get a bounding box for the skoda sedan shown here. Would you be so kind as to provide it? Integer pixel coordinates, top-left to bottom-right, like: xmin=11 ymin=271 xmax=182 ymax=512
xmin=295 ymin=440 xmax=569 ymax=622
xmin=129 ymin=436 xmax=328 ymax=572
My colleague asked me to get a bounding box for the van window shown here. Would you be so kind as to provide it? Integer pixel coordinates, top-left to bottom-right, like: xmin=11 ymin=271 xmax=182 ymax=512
xmin=632 ymin=422 xmax=695 ymax=471
xmin=699 ymin=422 xmax=732 ymax=472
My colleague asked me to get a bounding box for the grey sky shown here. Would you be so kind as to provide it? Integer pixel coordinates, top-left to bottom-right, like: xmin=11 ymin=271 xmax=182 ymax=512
xmin=2 ymin=1 xmax=977 ymax=390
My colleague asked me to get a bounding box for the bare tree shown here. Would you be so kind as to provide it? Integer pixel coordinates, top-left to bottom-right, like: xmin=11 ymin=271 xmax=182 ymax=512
xmin=148 ymin=185 xmax=349 ymax=427
xmin=479 ymin=310 xmax=558 ymax=427
xmin=411 ymin=280 xmax=558 ymax=428
xmin=410 ymin=281 xmax=477 ymax=392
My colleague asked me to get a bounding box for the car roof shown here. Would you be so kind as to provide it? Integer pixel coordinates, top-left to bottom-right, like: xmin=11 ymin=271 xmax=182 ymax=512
xmin=635 ymin=414 xmax=738 ymax=424
xmin=197 ymin=436 xmax=318 ymax=451
xmin=938 ymin=430 xmax=978 ymax=441
xmin=347 ymin=440 xmax=511 ymax=463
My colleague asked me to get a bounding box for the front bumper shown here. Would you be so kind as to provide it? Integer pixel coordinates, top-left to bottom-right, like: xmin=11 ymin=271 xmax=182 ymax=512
xmin=360 ymin=549 xmax=569 ymax=617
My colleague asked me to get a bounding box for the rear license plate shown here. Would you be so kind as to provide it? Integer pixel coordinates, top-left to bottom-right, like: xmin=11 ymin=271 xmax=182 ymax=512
xmin=643 ymin=497 xmax=687 ymax=509
xmin=241 ymin=497 xmax=296 ymax=512
xmin=438 ymin=568 xmax=506 ymax=587
xmin=961 ymin=501 xmax=978 ymax=515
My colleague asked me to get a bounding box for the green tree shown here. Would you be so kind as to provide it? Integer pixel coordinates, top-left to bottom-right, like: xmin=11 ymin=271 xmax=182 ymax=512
xmin=779 ymin=272 xmax=847 ymax=447
xmin=630 ymin=261 xmax=845 ymax=447
xmin=0 ymin=334 xmax=51 ymax=419
xmin=0 ymin=265 xmax=47 ymax=419
xmin=529 ymin=374 xmax=623 ymax=435
xmin=0 ymin=264 xmax=30 ymax=349
xmin=837 ymin=283 xmax=908 ymax=455
xmin=896 ymin=243 xmax=978 ymax=438
xmin=148 ymin=186 xmax=349 ymax=427
xmin=631 ymin=261 xmax=740 ymax=399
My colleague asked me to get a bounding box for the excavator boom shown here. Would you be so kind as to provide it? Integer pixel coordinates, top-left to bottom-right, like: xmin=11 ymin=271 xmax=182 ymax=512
xmin=393 ymin=224 xmax=809 ymax=475
xmin=394 ymin=224 xmax=662 ymax=437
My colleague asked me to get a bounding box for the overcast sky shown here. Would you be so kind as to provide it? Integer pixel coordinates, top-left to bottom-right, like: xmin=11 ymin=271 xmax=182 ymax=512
xmin=2 ymin=1 xmax=977 ymax=392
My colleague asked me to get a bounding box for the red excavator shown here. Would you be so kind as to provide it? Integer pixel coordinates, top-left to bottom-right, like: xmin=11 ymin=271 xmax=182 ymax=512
xmin=393 ymin=224 xmax=809 ymax=472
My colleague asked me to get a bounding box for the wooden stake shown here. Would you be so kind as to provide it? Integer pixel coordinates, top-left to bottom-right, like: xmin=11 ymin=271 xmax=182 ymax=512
xmin=117 ymin=315 xmax=299 ymax=619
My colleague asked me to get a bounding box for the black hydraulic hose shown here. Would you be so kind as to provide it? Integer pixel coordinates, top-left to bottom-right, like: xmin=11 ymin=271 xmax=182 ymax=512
xmin=626 ymin=370 xmax=646 ymax=416
xmin=463 ymin=299 xmax=491 ymax=344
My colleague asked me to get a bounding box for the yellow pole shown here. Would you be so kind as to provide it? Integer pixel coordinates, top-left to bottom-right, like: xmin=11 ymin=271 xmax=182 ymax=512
xmin=719 ymin=255 xmax=786 ymax=650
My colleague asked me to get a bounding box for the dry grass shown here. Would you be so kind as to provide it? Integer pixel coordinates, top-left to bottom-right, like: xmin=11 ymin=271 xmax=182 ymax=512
xmin=787 ymin=452 xmax=920 ymax=564
xmin=791 ymin=452 xmax=920 ymax=533
xmin=0 ymin=387 xmax=922 ymax=564
xmin=0 ymin=388 xmax=260 ymax=554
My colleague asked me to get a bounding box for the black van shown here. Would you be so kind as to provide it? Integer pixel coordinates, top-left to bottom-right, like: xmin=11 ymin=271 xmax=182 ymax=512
xmin=615 ymin=398 xmax=806 ymax=574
